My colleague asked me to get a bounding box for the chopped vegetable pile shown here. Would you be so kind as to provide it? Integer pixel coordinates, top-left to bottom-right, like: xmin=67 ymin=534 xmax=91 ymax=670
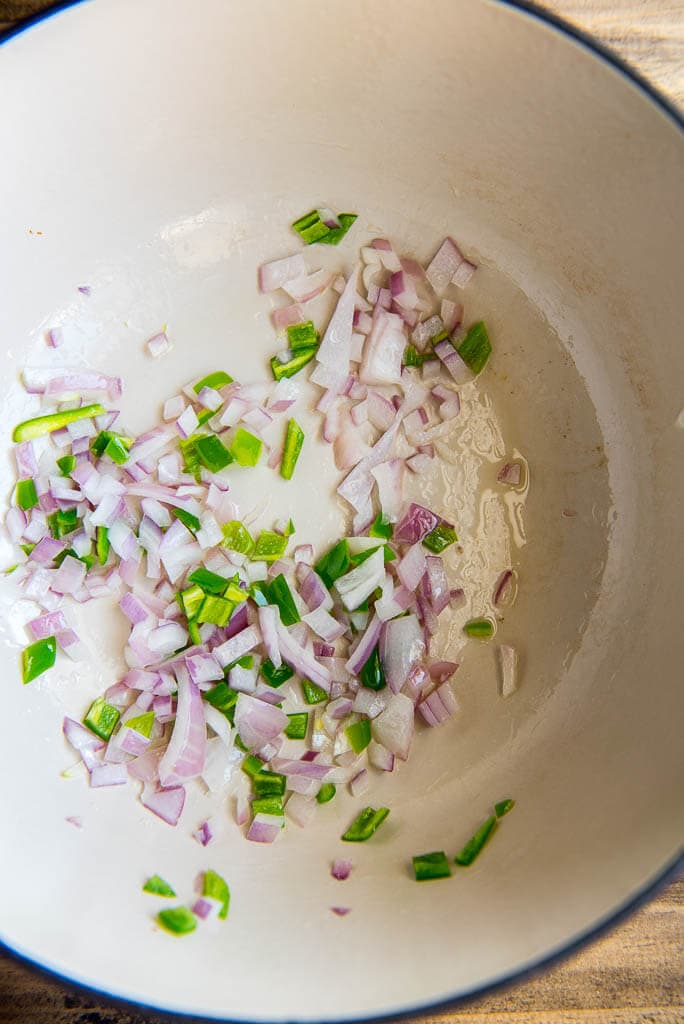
xmin=5 ymin=217 xmax=522 ymax=868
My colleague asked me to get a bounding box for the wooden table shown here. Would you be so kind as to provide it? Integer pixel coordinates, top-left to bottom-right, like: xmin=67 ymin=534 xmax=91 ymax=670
xmin=0 ymin=2 xmax=681 ymax=1022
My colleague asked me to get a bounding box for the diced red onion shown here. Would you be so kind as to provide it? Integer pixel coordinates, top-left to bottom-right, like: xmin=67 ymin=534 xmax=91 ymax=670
xmin=428 ymin=660 xmax=459 ymax=684
xmin=434 ymin=339 xmax=473 ymax=384
xmin=432 ymin=384 xmax=461 ymax=420
xmin=345 ymin=613 xmax=382 ymax=676
xmin=51 ymin=555 xmax=87 ymax=595
xmin=425 ymin=237 xmax=464 ymax=294
xmin=397 ymin=543 xmax=427 ymax=591
xmin=282 ymin=269 xmax=332 ymax=303
xmin=329 ymin=859 xmax=352 ymax=883
xmin=368 ymin=739 xmax=395 ymax=771
xmin=272 ymin=302 xmax=305 ymax=330
xmin=246 ymin=812 xmax=283 ymax=843
xmin=284 ymin=793 xmax=316 ymax=828
xmin=193 ymin=820 xmax=214 ymax=847
xmin=141 ymin=782 xmax=186 ymax=825
xmin=493 ymin=569 xmax=517 ymax=607
xmin=146 ymin=331 xmax=172 ymax=359
xmin=277 ymin=622 xmax=331 ymax=691
xmin=90 ymin=763 xmax=128 ymax=787
xmin=214 ymin=624 xmax=261 ymax=668
xmin=498 ymin=461 xmax=523 ymax=486
xmin=424 ymin=555 xmax=451 ymax=614
xmin=394 ymin=503 xmax=439 ymax=545
xmin=5 ymin=506 xmax=27 ymax=543
xmin=258 ymin=253 xmax=307 ymax=293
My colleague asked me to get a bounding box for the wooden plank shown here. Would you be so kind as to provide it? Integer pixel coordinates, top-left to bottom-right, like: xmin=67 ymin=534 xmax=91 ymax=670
xmin=0 ymin=881 xmax=681 ymax=1022
xmin=0 ymin=2 xmax=681 ymax=1022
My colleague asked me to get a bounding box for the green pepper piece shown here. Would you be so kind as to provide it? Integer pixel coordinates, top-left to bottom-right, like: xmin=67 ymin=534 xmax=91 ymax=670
xmin=188 ymin=567 xmax=229 ymax=595
xmin=171 ymin=507 xmax=201 ymax=534
xmin=202 ymin=869 xmax=230 ymax=919
xmin=56 ymin=455 xmax=76 ymax=477
xmin=457 ymin=321 xmax=491 ymax=374
xmin=291 ymin=209 xmax=330 ymax=244
xmin=194 ymin=434 xmax=234 ymax=473
xmin=197 ymin=594 xmax=234 ymax=627
xmin=252 ymin=770 xmax=286 ymax=797
xmin=454 ymin=815 xmax=498 ymax=866
xmin=230 ymin=427 xmax=262 ymax=467
xmin=359 ymin=645 xmax=386 ymax=691
xmin=203 ymin=682 xmax=238 ymax=722
xmin=463 ymin=618 xmax=495 ymax=640
xmin=125 ymin=711 xmax=154 ymax=737
xmin=241 ymin=754 xmax=266 ymax=778
xmin=221 ymin=520 xmax=254 ymax=556
xmin=341 ymin=806 xmax=390 ymax=842
xmin=15 ymin=479 xmax=38 ymax=510
xmin=270 ymin=346 xmax=317 ymax=381
xmin=280 ymin=418 xmax=305 ymax=481
xmin=345 ymin=719 xmax=371 ymax=753
xmin=260 ymin=659 xmax=294 ymax=688
xmin=193 ymin=371 xmax=233 ymax=393
xmin=495 ymin=798 xmax=515 ymax=819
xmin=12 ymin=403 xmax=105 ymax=443
xmin=178 ymin=584 xmax=205 ymax=619
xmin=301 ymin=679 xmax=327 ymax=704
xmin=21 ymin=636 xmax=57 ymax=684
xmin=95 ymin=525 xmax=110 ymax=566
xmin=422 ymin=523 xmax=458 ymax=553
xmin=318 ymin=213 xmax=358 ymax=246
xmin=252 ymin=530 xmax=288 ymax=563
xmin=316 ymin=782 xmax=336 ymax=804
xmin=369 ymin=514 xmax=393 ymax=540
xmin=83 ymin=696 xmax=120 ymax=740
xmin=157 ymin=906 xmax=197 ymax=935
xmin=286 ymin=321 xmax=319 ymax=351
xmin=252 ymin=795 xmax=284 ymax=816
xmin=143 ymin=874 xmax=176 ymax=897
xmin=314 ymin=539 xmax=351 ymax=588
xmin=266 ymin=574 xmax=300 ymax=626
xmin=285 ymin=712 xmax=308 ymax=740
xmin=412 ymin=851 xmax=452 ymax=881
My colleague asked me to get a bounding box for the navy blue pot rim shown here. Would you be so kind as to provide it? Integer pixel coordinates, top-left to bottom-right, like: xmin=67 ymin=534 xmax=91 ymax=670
xmin=0 ymin=1 xmax=682 ymax=1021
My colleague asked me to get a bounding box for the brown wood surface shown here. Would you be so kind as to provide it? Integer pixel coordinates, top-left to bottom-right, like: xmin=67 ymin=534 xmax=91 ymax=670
xmin=0 ymin=1 xmax=682 ymax=1022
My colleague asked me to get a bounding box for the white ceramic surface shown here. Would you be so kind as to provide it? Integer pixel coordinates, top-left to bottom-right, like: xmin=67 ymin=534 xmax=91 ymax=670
xmin=0 ymin=1 xmax=682 ymax=1020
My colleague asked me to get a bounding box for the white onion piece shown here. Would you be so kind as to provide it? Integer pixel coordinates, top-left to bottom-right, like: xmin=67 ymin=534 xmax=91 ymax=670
xmin=370 ymin=459 xmax=405 ymax=522
xmin=146 ymin=332 xmax=172 ymax=359
xmin=499 ymin=644 xmax=518 ymax=697
xmin=349 ymin=768 xmax=370 ymax=797
xmin=214 ymin=624 xmax=261 ymax=668
xmin=258 ymin=253 xmax=307 ymax=293
xmin=371 ymin=693 xmax=414 ymax=760
xmin=90 ymin=763 xmax=128 ymax=787
xmin=397 ymin=543 xmax=427 ymax=591
xmin=335 ymin=547 xmax=385 ymax=612
xmin=286 ymin=793 xmax=317 ymax=828
xmin=380 ymin=615 xmax=425 ymax=693
xmin=359 ymin=309 xmax=406 ymax=386
xmin=158 ymin=666 xmax=206 ymax=786
xmin=282 ymin=270 xmax=332 ymax=303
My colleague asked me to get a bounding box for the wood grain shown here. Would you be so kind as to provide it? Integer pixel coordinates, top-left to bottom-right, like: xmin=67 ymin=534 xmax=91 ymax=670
xmin=0 ymin=2 xmax=681 ymax=1022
